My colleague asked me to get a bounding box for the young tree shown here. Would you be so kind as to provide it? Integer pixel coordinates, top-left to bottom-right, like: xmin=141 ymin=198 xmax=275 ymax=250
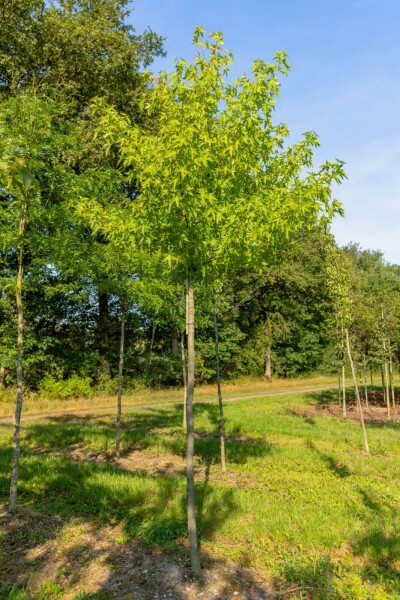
xmin=90 ymin=28 xmax=345 ymax=572
xmin=326 ymin=243 xmax=370 ymax=453
xmin=0 ymin=93 xmax=74 ymax=511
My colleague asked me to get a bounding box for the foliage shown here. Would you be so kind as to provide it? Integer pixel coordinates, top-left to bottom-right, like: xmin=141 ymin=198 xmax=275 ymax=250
xmin=38 ymin=375 xmax=92 ymax=400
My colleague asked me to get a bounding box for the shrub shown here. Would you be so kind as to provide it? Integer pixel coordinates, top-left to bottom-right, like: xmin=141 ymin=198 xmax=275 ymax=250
xmin=38 ymin=374 xmax=92 ymax=400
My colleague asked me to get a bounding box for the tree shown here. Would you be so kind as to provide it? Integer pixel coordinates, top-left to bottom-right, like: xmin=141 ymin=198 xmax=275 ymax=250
xmin=326 ymin=242 xmax=370 ymax=453
xmin=0 ymin=0 xmax=165 ymax=387
xmin=83 ymin=28 xmax=345 ymax=572
xmin=0 ymin=93 xmax=75 ymax=511
xmin=232 ymin=229 xmax=333 ymax=379
xmin=0 ymin=0 xmax=164 ymax=112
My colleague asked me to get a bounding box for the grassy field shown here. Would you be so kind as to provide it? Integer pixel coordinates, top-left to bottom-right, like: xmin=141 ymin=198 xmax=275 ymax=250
xmin=1 ymin=384 xmax=400 ymax=598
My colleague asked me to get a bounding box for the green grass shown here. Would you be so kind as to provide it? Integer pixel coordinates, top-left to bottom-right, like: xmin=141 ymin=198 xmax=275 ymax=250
xmin=1 ymin=389 xmax=400 ymax=598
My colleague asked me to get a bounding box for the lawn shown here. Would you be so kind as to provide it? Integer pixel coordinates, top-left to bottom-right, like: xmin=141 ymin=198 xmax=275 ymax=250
xmin=1 ymin=386 xmax=400 ymax=599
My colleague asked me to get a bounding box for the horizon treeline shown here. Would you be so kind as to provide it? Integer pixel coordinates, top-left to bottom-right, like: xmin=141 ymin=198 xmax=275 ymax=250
xmin=2 ymin=231 xmax=399 ymax=394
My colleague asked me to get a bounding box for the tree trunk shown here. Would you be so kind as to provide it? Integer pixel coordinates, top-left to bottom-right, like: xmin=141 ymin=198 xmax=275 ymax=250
xmin=172 ymin=330 xmax=179 ymax=356
xmin=264 ymin=345 xmax=272 ymax=382
xmin=385 ymin=362 xmax=390 ymax=414
xmin=337 ymin=367 xmax=341 ymax=406
xmin=98 ymin=291 xmax=111 ymax=377
xmin=0 ymin=365 xmax=4 ymax=389
xmin=212 ymin=300 xmax=226 ymax=472
xmin=185 ymin=277 xmax=201 ymax=575
xmin=9 ymin=203 xmax=27 ymax=513
xmin=345 ymin=328 xmax=370 ymax=454
xmin=115 ymin=303 xmax=125 ymax=458
xmin=381 ymin=364 xmax=390 ymax=418
xmin=181 ymin=332 xmax=187 ymax=430
xmin=389 ymin=348 xmax=395 ymax=409
xmin=363 ymin=358 xmax=368 ymax=409
xmin=149 ymin=319 xmax=157 ymax=365
xmin=342 ymin=364 xmax=346 ymax=417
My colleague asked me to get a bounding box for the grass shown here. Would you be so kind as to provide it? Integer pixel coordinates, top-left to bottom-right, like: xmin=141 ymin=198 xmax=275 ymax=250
xmin=1 ymin=384 xmax=400 ymax=598
xmin=0 ymin=374 xmax=339 ymax=417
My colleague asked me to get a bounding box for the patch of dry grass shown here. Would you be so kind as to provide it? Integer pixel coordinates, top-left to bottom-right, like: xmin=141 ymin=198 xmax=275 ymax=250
xmin=0 ymin=375 xmax=338 ymax=418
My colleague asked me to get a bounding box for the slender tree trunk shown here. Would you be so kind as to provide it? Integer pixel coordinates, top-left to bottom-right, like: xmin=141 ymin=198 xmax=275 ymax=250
xmin=98 ymin=292 xmax=111 ymax=377
xmin=381 ymin=364 xmax=390 ymax=418
xmin=385 ymin=361 xmax=390 ymax=414
xmin=185 ymin=277 xmax=201 ymax=575
xmin=115 ymin=303 xmax=125 ymax=458
xmin=149 ymin=319 xmax=157 ymax=365
xmin=381 ymin=364 xmax=385 ymax=401
xmin=342 ymin=364 xmax=347 ymax=417
xmin=212 ymin=300 xmax=226 ymax=472
xmin=9 ymin=203 xmax=27 ymax=513
xmin=181 ymin=332 xmax=187 ymax=430
xmin=381 ymin=308 xmax=391 ymax=417
xmin=0 ymin=365 xmax=4 ymax=389
xmin=389 ymin=348 xmax=395 ymax=409
xmin=172 ymin=330 xmax=179 ymax=356
xmin=363 ymin=357 xmax=368 ymax=409
xmin=345 ymin=328 xmax=370 ymax=454
xmin=264 ymin=345 xmax=272 ymax=382
xmin=337 ymin=367 xmax=341 ymax=406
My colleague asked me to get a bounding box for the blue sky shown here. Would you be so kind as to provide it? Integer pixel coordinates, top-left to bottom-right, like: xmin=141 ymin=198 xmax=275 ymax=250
xmin=132 ymin=1 xmax=400 ymax=263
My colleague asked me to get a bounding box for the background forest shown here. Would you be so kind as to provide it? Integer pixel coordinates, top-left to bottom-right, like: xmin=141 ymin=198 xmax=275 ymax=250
xmin=2 ymin=234 xmax=400 ymax=395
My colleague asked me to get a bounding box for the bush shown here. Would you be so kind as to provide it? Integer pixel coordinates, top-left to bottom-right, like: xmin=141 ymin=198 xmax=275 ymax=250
xmin=92 ymin=371 xmax=118 ymax=396
xmin=38 ymin=374 xmax=92 ymax=400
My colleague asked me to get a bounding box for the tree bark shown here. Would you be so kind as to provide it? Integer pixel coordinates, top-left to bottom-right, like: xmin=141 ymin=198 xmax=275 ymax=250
xmin=345 ymin=328 xmax=370 ymax=454
xmin=385 ymin=361 xmax=390 ymax=414
xmin=381 ymin=364 xmax=390 ymax=419
xmin=264 ymin=345 xmax=272 ymax=382
xmin=115 ymin=303 xmax=125 ymax=458
xmin=98 ymin=291 xmax=111 ymax=377
xmin=389 ymin=347 xmax=395 ymax=409
xmin=181 ymin=332 xmax=187 ymax=430
xmin=0 ymin=365 xmax=4 ymax=389
xmin=363 ymin=358 xmax=369 ymax=409
xmin=172 ymin=330 xmax=179 ymax=356
xmin=342 ymin=364 xmax=346 ymax=418
xmin=212 ymin=300 xmax=226 ymax=472
xmin=9 ymin=202 xmax=27 ymax=513
xmin=149 ymin=319 xmax=157 ymax=365
xmin=185 ymin=277 xmax=201 ymax=574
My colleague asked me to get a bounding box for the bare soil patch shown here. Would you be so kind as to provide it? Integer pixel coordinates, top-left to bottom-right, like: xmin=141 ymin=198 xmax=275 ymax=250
xmin=0 ymin=505 xmax=273 ymax=599
xmin=296 ymin=390 xmax=400 ymax=424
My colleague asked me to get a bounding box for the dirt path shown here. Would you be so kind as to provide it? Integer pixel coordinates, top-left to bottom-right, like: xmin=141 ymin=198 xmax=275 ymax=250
xmin=0 ymin=384 xmax=336 ymax=423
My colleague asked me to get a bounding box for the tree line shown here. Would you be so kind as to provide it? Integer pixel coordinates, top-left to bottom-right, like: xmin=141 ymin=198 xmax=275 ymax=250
xmin=1 ymin=0 xmax=399 ymax=574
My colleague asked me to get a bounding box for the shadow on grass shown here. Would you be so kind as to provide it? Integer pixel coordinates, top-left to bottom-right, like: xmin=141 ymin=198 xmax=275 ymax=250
xmin=0 ymin=508 xmax=272 ymax=599
xmin=0 ymin=441 xmax=270 ymax=599
xmin=21 ymin=402 xmax=276 ymax=467
xmin=307 ymin=441 xmax=351 ymax=478
xmin=288 ymin=409 xmax=317 ymax=426
xmin=306 ymin=388 xmax=352 ymax=407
